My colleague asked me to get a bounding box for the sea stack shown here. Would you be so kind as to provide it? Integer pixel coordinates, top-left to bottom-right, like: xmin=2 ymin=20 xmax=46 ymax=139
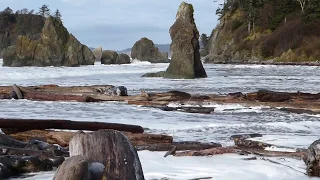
xmin=131 ymin=37 xmax=169 ymax=63
xmin=164 ymin=2 xmax=207 ymax=79
xmin=3 ymin=17 xmax=95 ymax=67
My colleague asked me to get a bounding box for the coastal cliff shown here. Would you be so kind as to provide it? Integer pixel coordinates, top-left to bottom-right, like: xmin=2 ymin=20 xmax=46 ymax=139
xmin=206 ymin=0 xmax=320 ymax=64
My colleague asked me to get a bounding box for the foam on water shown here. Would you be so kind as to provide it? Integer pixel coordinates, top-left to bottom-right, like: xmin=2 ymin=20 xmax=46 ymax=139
xmin=1 ymin=61 xmax=320 ymax=179
xmin=11 ymin=152 xmax=316 ymax=180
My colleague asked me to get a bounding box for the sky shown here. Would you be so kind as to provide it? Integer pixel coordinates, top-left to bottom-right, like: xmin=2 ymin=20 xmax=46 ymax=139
xmin=1 ymin=0 xmax=222 ymax=50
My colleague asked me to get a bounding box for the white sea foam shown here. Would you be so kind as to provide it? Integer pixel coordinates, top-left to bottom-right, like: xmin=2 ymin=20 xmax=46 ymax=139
xmin=13 ymin=151 xmax=315 ymax=180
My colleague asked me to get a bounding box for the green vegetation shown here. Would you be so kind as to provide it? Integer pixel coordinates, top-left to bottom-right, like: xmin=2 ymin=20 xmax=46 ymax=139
xmin=208 ymin=0 xmax=320 ymax=63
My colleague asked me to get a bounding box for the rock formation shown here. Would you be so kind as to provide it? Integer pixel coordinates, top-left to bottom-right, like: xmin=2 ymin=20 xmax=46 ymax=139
xmin=131 ymin=37 xmax=169 ymax=63
xmin=2 ymin=17 xmax=95 ymax=67
xmin=101 ymin=50 xmax=118 ymax=64
xmin=115 ymin=53 xmax=131 ymax=64
xmin=0 ymin=13 xmax=45 ymax=57
xmin=164 ymin=2 xmax=207 ymax=79
xmin=92 ymin=46 xmax=102 ymax=61
xmin=101 ymin=50 xmax=131 ymax=64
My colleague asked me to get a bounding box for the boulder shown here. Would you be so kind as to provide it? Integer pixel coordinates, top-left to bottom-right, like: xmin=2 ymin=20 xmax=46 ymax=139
xmin=304 ymin=139 xmax=320 ymax=176
xmin=131 ymin=37 xmax=169 ymax=63
xmin=69 ymin=130 xmax=145 ymax=180
xmin=92 ymin=47 xmax=103 ymax=61
xmin=115 ymin=53 xmax=131 ymax=64
xmin=101 ymin=50 xmax=118 ymax=64
xmin=164 ymin=2 xmax=207 ymax=79
xmin=2 ymin=17 xmax=95 ymax=67
xmin=53 ymin=155 xmax=89 ymax=180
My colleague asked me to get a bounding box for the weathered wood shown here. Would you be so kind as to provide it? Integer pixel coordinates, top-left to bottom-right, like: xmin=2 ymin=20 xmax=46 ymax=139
xmin=256 ymin=90 xmax=291 ymax=102
xmin=8 ymin=130 xmax=172 ymax=147
xmin=279 ymin=107 xmax=319 ymax=115
xmin=234 ymin=137 xmax=272 ymax=149
xmin=174 ymin=147 xmax=239 ymax=156
xmin=24 ymin=92 xmax=97 ymax=102
xmin=69 ymin=130 xmax=145 ymax=180
xmin=12 ymin=84 xmax=24 ymax=99
xmin=239 ymin=148 xmax=306 ymax=159
xmin=0 ymin=155 xmax=56 ymax=179
xmin=0 ymin=118 xmax=144 ymax=134
xmin=304 ymin=139 xmax=320 ymax=177
xmin=230 ymin=133 xmax=263 ymax=140
xmin=136 ymin=142 xmax=222 ymax=151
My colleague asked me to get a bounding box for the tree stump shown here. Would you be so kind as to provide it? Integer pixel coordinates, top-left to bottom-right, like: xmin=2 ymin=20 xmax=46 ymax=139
xmin=69 ymin=130 xmax=145 ymax=180
xmin=305 ymin=139 xmax=320 ymax=176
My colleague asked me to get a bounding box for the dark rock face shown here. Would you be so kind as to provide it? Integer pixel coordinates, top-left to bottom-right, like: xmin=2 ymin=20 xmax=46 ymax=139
xmin=53 ymin=155 xmax=89 ymax=180
xmin=69 ymin=130 xmax=145 ymax=180
xmin=101 ymin=50 xmax=118 ymax=64
xmin=131 ymin=37 xmax=169 ymax=63
xmin=0 ymin=13 xmax=45 ymax=57
xmin=2 ymin=17 xmax=95 ymax=67
xmin=101 ymin=50 xmax=131 ymax=64
xmin=164 ymin=2 xmax=207 ymax=79
xmin=115 ymin=53 xmax=131 ymax=64
xmin=305 ymin=139 xmax=320 ymax=176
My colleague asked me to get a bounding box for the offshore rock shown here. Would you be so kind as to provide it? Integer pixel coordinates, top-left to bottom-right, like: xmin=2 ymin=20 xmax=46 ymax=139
xmin=92 ymin=46 xmax=103 ymax=61
xmin=131 ymin=37 xmax=169 ymax=63
xmin=164 ymin=2 xmax=207 ymax=79
xmin=101 ymin=50 xmax=131 ymax=64
xmin=101 ymin=50 xmax=118 ymax=64
xmin=3 ymin=17 xmax=95 ymax=67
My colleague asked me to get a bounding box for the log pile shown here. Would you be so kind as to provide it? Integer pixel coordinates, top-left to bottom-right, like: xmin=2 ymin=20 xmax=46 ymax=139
xmin=1 ymin=84 xmax=319 ymax=115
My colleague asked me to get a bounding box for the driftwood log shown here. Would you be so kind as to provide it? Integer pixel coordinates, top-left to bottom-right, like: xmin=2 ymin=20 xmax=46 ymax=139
xmin=0 ymin=118 xmax=144 ymax=134
xmin=69 ymin=130 xmax=145 ymax=180
xmin=7 ymin=130 xmax=173 ymax=147
xmin=304 ymin=139 xmax=320 ymax=177
xmin=136 ymin=142 xmax=222 ymax=151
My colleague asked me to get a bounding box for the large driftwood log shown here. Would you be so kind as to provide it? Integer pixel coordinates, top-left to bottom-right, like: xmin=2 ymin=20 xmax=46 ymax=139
xmin=8 ymin=130 xmax=172 ymax=147
xmin=69 ymin=130 xmax=145 ymax=180
xmin=136 ymin=142 xmax=222 ymax=151
xmin=0 ymin=118 xmax=144 ymax=134
xmin=174 ymin=147 xmax=239 ymax=156
xmin=304 ymin=139 xmax=320 ymax=177
xmin=24 ymin=92 xmax=98 ymax=102
xmin=0 ymin=155 xmax=57 ymax=179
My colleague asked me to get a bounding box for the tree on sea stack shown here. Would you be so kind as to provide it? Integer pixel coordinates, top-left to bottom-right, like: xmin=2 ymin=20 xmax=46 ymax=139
xmin=164 ymin=2 xmax=207 ymax=79
xmin=53 ymin=9 xmax=62 ymax=22
xmin=38 ymin=5 xmax=50 ymax=17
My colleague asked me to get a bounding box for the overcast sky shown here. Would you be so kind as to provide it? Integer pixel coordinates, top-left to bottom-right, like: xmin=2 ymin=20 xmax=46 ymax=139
xmin=1 ymin=0 xmax=222 ymax=50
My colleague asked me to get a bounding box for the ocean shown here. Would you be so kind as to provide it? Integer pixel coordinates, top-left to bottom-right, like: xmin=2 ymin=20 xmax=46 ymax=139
xmin=1 ymin=59 xmax=319 ymax=179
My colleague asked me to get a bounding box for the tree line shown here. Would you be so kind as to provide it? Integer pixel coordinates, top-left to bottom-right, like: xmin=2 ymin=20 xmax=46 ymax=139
xmin=215 ymin=0 xmax=320 ymax=34
xmin=1 ymin=5 xmax=62 ymax=21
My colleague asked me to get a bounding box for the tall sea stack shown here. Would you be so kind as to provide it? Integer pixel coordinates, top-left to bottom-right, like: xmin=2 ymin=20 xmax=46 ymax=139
xmin=164 ymin=2 xmax=207 ymax=79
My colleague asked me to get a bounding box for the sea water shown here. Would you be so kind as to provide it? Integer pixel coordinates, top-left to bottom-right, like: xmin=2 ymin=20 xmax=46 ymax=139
xmin=1 ymin=59 xmax=319 ymax=179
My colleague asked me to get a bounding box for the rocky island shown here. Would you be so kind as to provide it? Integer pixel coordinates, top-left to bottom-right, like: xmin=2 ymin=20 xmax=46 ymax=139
xmin=2 ymin=16 xmax=95 ymax=67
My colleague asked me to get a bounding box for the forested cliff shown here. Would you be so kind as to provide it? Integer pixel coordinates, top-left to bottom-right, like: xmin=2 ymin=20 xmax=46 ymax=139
xmin=206 ymin=0 xmax=320 ymax=64
xmin=0 ymin=8 xmax=45 ymax=57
